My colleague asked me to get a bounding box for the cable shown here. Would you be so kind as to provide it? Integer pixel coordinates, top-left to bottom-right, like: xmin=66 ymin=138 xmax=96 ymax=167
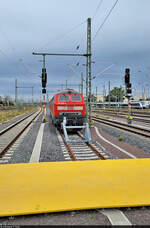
xmin=92 ymin=0 xmax=119 ymax=41
xmin=74 ymin=0 xmax=103 ymax=65
xmin=0 ymin=49 xmax=11 ymax=60
xmin=93 ymin=64 xmax=115 ymax=79
xmin=92 ymin=0 xmax=103 ymax=20
xmin=37 ymin=20 xmax=86 ymax=51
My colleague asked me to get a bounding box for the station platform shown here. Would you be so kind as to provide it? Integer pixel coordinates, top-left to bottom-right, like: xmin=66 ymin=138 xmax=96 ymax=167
xmin=0 ymin=158 xmax=150 ymax=217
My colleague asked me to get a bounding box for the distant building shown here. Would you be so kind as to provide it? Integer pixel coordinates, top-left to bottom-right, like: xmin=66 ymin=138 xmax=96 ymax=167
xmin=96 ymin=94 xmax=104 ymax=102
xmin=133 ymin=94 xmax=146 ymax=101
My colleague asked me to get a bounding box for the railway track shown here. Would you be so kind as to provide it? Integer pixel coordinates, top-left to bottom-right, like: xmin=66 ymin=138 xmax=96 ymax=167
xmin=0 ymin=108 xmax=41 ymax=162
xmin=92 ymin=116 xmax=150 ymax=138
xmin=93 ymin=109 xmax=150 ymax=117
xmin=56 ymin=130 xmax=113 ymax=161
xmin=93 ymin=111 xmax=150 ymax=124
xmin=93 ymin=110 xmax=150 ymax=123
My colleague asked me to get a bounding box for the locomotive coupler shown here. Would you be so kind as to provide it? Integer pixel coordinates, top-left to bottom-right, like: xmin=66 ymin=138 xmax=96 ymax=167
xmin=61 ymin=116 xmax=91 ymax=145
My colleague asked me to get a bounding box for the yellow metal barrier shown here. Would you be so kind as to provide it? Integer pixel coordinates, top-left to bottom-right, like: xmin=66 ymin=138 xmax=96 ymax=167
xmin=0 ymin=159 xmax=150 ymax=217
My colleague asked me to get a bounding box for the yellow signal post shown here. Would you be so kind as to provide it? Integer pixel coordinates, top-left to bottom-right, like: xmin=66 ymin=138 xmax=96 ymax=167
xmin=127 ymin=101 xmax=132 ymax=124
xmin=42 ymin=100 xmax=46 ymax=123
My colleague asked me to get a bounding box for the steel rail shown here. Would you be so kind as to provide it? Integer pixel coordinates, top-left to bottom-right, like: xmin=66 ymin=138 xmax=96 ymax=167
xmin=93 ymin=109 xmax=150 ymax=117
xmin=60 ymin=133 xmax=76 ymax=161
xmin=92 ymin=116 xmax=150 ymax=138
xmin=60 ymin=131 xmax=106 ymax=161
xmin=92 ymin=111 xmax=150 ymax=124
xmin=77 ymin=132 xmax=106 ymax=160
xmin=0 ymin=109 xmax=41 ymax=158
xmin=0 ymin=109 xmax=39 ymax=136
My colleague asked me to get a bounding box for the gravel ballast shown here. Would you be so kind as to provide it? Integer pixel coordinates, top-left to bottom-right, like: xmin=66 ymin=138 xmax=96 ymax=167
xmin=9 ymin=115 xmax=42 ymax=164
xmin=39 ymin=113 xmax=65 ymax=162
xmin=96 ymin=122 xmax=150 ymax=155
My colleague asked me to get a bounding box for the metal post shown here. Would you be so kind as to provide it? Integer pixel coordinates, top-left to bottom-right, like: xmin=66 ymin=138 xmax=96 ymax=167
xmin=43 ymin=54 xmax=46 ymax=68
xmin=32 ymin=87 xmax=33 ymax=104
xmin=66 ymin=80 xmax=67 ymax=89
xmin=42 ymin=94 xmax=46 ymax=123
xmin=108 ymin=81 xmax=110 ymax=108
xmin=144 ymin=87 xmax=146 ymax=100
xmin=81 ymin=72 xmax=83 ymax=95
xmin=47 ymin=93 xmax=49 ymax=109
xmin=120 ymin=85 xmax=122 ymax=111
xmin=15 ymin=79 xmax=18 ymax=106
xmin=86 ymin=60 xmax=88 ymax=116
xmin=43 ymin=54 xmax=46 ymax=122
xmin=96 ymin=86 xmax=97 ymax=108
xmin=87 ymin=18 xmax=92 ymax=126
xmin=127 ymin=97 xmax=132 ymax=124
xmin=103 ymin=85 xmax=105 ymax=102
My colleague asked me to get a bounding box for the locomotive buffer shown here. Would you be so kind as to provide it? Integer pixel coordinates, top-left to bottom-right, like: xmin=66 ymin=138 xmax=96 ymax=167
xmin=61 ymin=116 xmax=91 ymax=144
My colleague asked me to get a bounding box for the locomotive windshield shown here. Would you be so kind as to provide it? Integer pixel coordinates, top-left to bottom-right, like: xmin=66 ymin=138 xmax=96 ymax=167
xmin=59 ymin=94 xmax=69 ymax=101
xmin=71 ymin=94 xmax=81 ymax=101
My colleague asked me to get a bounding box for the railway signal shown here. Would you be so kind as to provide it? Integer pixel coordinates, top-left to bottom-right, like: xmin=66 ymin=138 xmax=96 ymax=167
xmin=124 ymin=68 xmax=132 ymax=124
xmin=42 ymin=68 xmax=47 ymax=88
xmin=125 ymin=68 xmax=132 ymax=97
xmin=125 ymin=68 xmax=130 ymax=85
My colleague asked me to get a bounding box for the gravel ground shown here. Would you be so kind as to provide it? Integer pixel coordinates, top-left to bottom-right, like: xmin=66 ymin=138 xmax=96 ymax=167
xmin=0 ymin=210 xmax=111 ymax=226
xmin=39 ymin=113 xmax=65 ymax=162
xmin=122 ymin=207 xmax=150 ymax=225
xmin=94 ymin=122 xmax=150 ymax=155
xmin=9 ymin=115 xmax=42 ymax=164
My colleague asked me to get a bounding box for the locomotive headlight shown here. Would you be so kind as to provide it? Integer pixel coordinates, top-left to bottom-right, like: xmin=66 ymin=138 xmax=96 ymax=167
xmin=73 ymin=106 xmax=83 ymax=110
xmin=57 ymin=106 xmax=68 ymax=110
xmin=57 ymin=106 xmax=83 ymax=110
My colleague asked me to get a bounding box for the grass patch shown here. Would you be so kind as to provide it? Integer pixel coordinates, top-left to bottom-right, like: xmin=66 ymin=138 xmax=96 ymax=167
xmin=0 ymin=106 xmax=38 ymax=123
xmin=118 ymin=136 xmax=124 ymax=141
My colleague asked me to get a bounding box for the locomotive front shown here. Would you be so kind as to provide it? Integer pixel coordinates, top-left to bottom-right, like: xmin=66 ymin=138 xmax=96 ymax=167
xmin=50 ymin=90 xmax=86 ymax=127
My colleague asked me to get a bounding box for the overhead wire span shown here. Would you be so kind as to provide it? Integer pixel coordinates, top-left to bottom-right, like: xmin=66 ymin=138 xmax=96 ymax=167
xmin=92 ymin=0 xmax=103 ymax=20
xmin=93 ymin=63 xmax=115 ymax=79
xmin=0 ymin=28 xmax=37 ymax=77
xmin=37 ymin=20 xmax=87 ymax=51
xmin=92 ymin=0 xmax=119 ymax=42
xmin=74 ymin=0 xmax=104 ymax=66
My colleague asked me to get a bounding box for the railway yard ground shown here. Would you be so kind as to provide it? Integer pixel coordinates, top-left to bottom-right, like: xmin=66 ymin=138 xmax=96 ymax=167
xmin=0 ymin=107 xmax=150 ymax=225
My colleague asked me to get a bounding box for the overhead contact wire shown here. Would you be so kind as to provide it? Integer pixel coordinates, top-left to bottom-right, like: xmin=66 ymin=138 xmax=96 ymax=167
xmin=92 ymin=0 xmax=119 ymax=42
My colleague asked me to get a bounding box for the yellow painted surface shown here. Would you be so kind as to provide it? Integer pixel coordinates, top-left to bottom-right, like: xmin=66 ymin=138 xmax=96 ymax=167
xmin=0 ymin=159 xmax=150 ymax=217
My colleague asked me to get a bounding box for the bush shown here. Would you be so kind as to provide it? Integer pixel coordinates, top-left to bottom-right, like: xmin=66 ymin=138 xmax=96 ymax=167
xmin=118 ymin=136 xmax=123 ymax=141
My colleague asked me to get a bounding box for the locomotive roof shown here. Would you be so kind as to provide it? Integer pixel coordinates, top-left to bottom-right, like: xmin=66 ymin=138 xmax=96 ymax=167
xmin=57 ymin=89 xmax=80 ymax=94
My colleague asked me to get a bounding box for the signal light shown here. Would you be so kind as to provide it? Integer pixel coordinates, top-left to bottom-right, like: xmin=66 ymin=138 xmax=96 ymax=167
xmin=125 ymin=68 xmax=130 ymax=74
xmin=125 ymin=68 xmax=130 ymax=85
xmin=126 ymin=83 xmax=132 ymax=95
xmin=41 ymin=68 xmax=47 ymax=88
xmin=126 ymin=88 xmax=132 ymax=94
xmin=42 ymin=88 xmax=46 ymax=94
xmin=125 ymin=74 xmax=129 ymax=84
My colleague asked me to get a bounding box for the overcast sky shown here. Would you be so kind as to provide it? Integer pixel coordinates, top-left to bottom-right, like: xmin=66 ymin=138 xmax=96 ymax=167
xmin=0 ymin=0 xmax=150 ymax=101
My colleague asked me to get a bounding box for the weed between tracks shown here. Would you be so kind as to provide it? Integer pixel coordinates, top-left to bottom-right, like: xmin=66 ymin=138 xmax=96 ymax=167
xmin=0 ymin=106 xmax=37 ymax=123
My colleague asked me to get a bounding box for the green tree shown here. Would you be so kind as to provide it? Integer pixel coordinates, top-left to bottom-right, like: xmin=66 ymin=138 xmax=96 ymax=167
xmin=105 ymin=87 xmax=125 ymax=102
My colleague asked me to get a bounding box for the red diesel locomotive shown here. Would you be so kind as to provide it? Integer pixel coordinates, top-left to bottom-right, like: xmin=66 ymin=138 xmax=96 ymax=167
xmin=49 ymin=89 xmax=86 ymax=127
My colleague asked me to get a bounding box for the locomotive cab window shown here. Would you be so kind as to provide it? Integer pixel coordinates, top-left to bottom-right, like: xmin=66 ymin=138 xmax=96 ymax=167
xmin=59 ymin=94 xmax=69 ymax=101
xmin=71 ymin=94 xmax=81 ymax=101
